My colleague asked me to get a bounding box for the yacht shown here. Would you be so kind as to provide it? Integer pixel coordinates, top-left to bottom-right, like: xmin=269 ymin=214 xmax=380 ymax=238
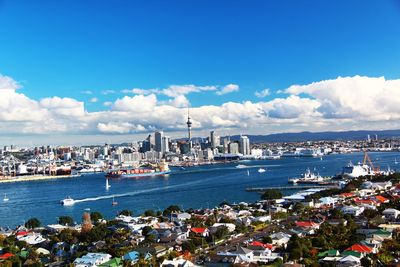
xmin=3 ymin=193 xmax=9 ymax=202
xmin=258 ymin=168 xmax=266 ymax=173
xmin=61 ymin=197 xmax=75 ymax=206
xmin=112 ymin=197 xmax=118 ymax=206
xmin=105 ymin=179 xmax=111 ymax=190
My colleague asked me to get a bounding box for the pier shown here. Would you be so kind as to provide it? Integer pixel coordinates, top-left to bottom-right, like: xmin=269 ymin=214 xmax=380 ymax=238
xmin=246 ymin=185 xmax=338 ymax=192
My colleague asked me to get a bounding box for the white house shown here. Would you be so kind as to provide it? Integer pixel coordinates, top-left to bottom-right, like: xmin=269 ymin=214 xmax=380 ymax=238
xmin=341 ymin=206 xmax=365 ymax=217
xmin=74 ymin=253 xmax=112 ymax=267
xmin=270 ymin=232 xmax=291 ymax=248
xmin=382 ymin=208 xmax=400 ymax=220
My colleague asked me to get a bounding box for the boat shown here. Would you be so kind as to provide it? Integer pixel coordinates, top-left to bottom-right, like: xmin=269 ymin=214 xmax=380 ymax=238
xmin=112 ymin=197 xmax=118 ymax=206
xmin=288 ymin=168 xmax=329 ymax=184
xmin=3 ymin=193 xmax=9 ymax=202
xmin=258 ymin=168 xmax=266 ymax=173
xmin=106 ymin=162 xmax=170 ymax=179
xmin=105 ymin=179 xmax=111 ymax=190
xmin=61 ymin=197 xmax=75 ymax=206
xmin=341 ymin=162 xmax=373 ymax=178
xmin=247 ymin=170 xmax=250 ymax=176
xmin=236 ymin=164 xmax=247 ymax=169
xmin=395 ymin=158 xmax=398 ymax=165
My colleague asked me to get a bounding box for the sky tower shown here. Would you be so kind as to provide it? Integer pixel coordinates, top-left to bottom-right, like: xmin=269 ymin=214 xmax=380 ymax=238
xmin=186 ymin=108 xmax=192 ymax=145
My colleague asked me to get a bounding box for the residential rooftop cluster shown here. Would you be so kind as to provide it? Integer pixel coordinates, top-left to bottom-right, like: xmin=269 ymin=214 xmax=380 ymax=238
xmin=1 ymin=171 xmax=400 ymax=266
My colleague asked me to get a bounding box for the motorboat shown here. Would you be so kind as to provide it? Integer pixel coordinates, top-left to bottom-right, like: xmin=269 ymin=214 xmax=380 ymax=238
xmin=61 ymin=197 xmax=75 ymax=206
xmin=3 ymin=193 xmax=9 ymax=202
xmin=258 ymin=168 xmax=266 ymax=173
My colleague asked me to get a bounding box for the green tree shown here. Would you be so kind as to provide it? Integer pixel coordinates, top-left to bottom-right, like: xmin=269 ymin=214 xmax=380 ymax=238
xmin=58 ymin=216 xmax=74 ymax=226
xmin=25 ymin=218 xmax=41 ymax=229
xmin=90 ymin=211 xmax=103 ymax=222
xmin=261 ymin=189 xmax=282 ymax=200
xmin=162 ymin=205 xmax=181 ymax=216
xmin=143 ymin=209 xmax=156 ymax=217
xmin=262 ymin=236 xmax=272 ymax=244
xmin=119 ymin=209 xmax=133 ymax=216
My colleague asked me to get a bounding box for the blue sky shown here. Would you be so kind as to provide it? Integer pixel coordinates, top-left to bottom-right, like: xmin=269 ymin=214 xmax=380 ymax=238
xmin=0 ymin=0 xmax=400 ymax=145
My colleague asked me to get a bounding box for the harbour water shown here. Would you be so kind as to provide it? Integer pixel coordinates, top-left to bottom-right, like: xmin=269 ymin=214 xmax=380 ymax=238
xmin=0 ymin=151 xmax=399 ymax=227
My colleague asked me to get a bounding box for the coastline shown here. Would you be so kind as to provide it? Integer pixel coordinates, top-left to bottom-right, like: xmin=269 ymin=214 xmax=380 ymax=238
xmin=0 ymin=174 xmax=81 ymax=183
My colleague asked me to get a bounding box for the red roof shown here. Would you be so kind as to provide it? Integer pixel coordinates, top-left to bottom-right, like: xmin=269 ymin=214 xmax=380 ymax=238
xmin=346 ymin=244 xmax=373 ymax=253
xmin=16 ymin=231 xmax=29 ymax=236
xmin=250 ymin=241 xmax=274 ymax=249
xmin=295 ymin=221 xmax=319 ymax=228
xmin=191 ymin=227 xmax=207 ymax=234
xmin=375 ymin=196 xmax=389 ymax=203
xmin=0 ymin=253 xmax=15 ymax=259
xmin=340 ymin=192 xmax=354 ymax=198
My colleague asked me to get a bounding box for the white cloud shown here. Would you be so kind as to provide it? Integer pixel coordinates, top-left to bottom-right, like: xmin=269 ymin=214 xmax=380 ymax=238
xmin=216 ymin=84 xmax=239 ymax=95
xmin=81 ymin=90 xmax=93 ymax=95
xmin=101 ymin=89 xmax=116 ymax=95
xmin=112 ymin=94 xmax=157 ymax=112
xmin=255 ymin=88 xmax=270 ymax=98
xmin=1 ymin=74 xmax=400 ymax=144
xmin=89 ymin=97 xmax=98 ymax=103
xmin=162 ymin=85 xmax=217 ymax=97
xmin=97 ymin=122 xmax=147 ymax=134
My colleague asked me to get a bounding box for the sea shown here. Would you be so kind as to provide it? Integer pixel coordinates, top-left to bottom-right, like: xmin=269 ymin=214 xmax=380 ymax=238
xmin=0 ymin=151 xmax=399 ymax=227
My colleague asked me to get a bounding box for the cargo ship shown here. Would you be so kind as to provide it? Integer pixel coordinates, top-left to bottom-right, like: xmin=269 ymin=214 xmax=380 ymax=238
xmin=105 ymin=162 xmax=170 ymax=178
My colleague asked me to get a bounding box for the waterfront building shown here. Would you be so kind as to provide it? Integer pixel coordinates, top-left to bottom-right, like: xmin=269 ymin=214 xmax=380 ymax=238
xmin=210 ymin=131 xmax=220 ymax=149
xmin=155 ymin=131 xmax=164 ymax=153
xmin=228 ymin=142 xmax=239 ymax=154
xmin=161 ymin=136 xmax=170 ymax=154
xmin=239 ymin=135 xmax=250 ymax=155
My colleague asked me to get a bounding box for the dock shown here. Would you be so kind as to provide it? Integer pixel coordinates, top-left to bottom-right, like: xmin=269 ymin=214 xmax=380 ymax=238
xmin=246 ymin=185 xmax=338 ymax=192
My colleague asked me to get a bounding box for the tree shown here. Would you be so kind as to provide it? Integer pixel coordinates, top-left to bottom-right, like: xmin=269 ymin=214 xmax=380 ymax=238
xmin=25 ymin=218 xmax=41 ymax=229
xmin=119 ymin=209 xmax=133 ymax=216
xmin=143 ymin=209 xmax=156 ymax=217
xmin=58 ymin=216 xmax=74 ymax=226
xmin=261 ymin=189 xmax=282 ymax=200
xmin=163 ymin=205 xmax=181 ymax=216
xmin=262 ymin=236 xmax=272 ymax=244
xmin=90 ymin=211 xmax=103 ymax=222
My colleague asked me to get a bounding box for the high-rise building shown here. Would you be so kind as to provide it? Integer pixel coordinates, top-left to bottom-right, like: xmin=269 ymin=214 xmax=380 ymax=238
xmin=210 ymin=131 xmax=220 ymax=149
xmin=155 ymin=131 xmax=164 ymax=152
xmin=228 ymin=142 xmax=239 ymax=154
xmin=162 ymin=136 xmax=170 ymax=153
xmin=239 ymin=135 xmax=250 ymax=155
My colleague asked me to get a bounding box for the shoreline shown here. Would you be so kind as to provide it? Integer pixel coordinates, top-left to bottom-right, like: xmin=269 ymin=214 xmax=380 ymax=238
xmin=0 ymin=174 xmax=81 ymax=183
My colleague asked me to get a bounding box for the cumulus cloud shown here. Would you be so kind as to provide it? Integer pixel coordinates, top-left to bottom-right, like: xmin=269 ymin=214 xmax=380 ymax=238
xmin=285 ymin=75 xmax=400 ymax=120
xmin=101 ymin=89 xmax=116 ymax=95
xmin=81 ymin=90 xmax=93 ymax=95
xmin=216 ymin=84 xmax=239 ymax=95
xmin=1 ymin=74 xmax=400 ymax=142
xmin=89 ymin=97 xmax=98 ymax=103
xmin=97 ymin=122 xmax=147 ymax=134
xmin=255 ymin=88 xmax=270 ymax=98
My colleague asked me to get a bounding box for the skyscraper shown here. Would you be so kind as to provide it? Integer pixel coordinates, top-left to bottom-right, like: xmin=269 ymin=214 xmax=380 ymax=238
xmin=155 ymin=131 xmax=163 ymax=152
xmin=239 ymin=135 xmax=250 ymax=155
xmin=162 ymin=136 xmax=170 ymax=153
xmin=210 ymin=131 xmax=220 ymax=149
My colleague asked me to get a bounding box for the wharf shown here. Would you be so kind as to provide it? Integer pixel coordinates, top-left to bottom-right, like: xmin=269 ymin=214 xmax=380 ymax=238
xmin=246 ymin=185 xmax=338 ymax=192
xmin=0 ymin=174 xmax=81 ymax=183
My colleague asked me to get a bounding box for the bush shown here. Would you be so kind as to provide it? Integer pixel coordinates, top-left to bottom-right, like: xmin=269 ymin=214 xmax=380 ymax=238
xmin=25 ymin=218 xmax=41 ymax=229
xmin=90 ymin=211 xmax=103 ymax=222
xmin=118 ymin=209 xmax=133 ymax=216
xmin=58 ymin=216 xmax=74 ymax=226
xmin=261 ymin=189 xmax=282 ymax=200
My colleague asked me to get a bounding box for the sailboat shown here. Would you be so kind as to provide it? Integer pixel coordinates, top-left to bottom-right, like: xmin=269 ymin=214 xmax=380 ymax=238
xmin=247 ymin=170 xmax=250 ymax=176
xmin=105 ymin=179 xmax=111 ymax=190
xmin=395 ymin=158 xmax=398 ymax=165
xmin=112 ymin=196 xmax=118 ymax=206
xmin=3 ymin=193 xmax=9 ymax=202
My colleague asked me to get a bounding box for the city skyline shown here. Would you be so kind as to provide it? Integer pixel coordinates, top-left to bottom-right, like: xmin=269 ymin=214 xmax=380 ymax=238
xmin=1 ymin=1 xmax=400 ymax=145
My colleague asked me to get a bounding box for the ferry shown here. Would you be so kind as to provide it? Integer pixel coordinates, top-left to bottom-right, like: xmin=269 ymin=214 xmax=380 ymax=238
xmin=106 ymin=162 xmax=170 ymax=179
xmin=289 ymin=168 xmax=330 ymax=184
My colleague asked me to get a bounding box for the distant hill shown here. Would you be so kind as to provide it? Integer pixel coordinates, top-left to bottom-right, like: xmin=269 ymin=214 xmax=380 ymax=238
xmin=225 ymin=129 xmax=400 ymax=143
